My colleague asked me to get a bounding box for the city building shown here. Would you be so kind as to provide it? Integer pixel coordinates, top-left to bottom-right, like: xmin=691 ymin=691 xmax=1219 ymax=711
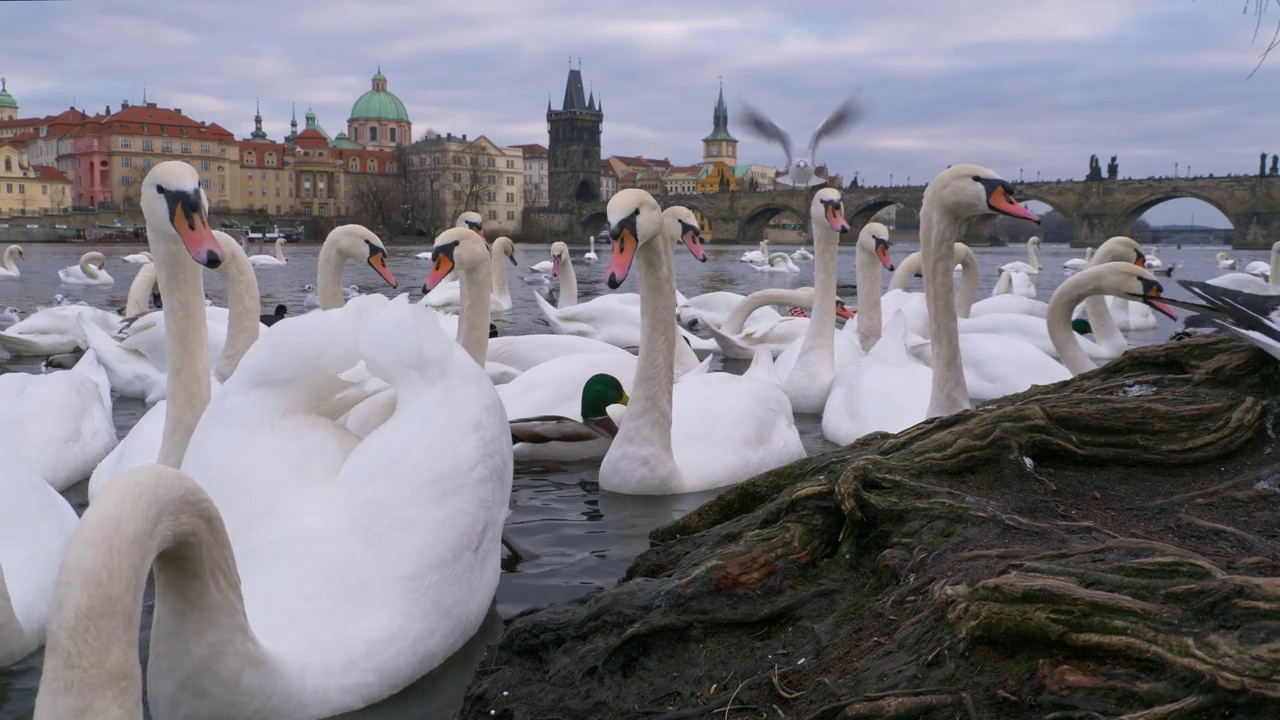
xmin=547 ymin=66 xmax=603 ymax=205
xmin=663 ymin=165 xmax=702 ymax=195
xmin=404 ymin=132 xmax=525 ymax=234
xmin=347 ymin=69 xmax=411 ymax=150
xmin=0 ymin=136 xmax=71 ymax=217
xmin=511 ymin=143 xmax=549 ymax=206
xmin=0 ymin=78 xmax=20 ymax=123
xmin=599 ymin=160 xmax=617 ymax=201
xmin=701 ymin=83 xmax=737 ymax=166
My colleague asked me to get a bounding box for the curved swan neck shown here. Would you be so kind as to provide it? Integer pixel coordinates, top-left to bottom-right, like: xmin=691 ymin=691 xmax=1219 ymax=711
xmin=889 ymin=252 xmax=922 ymax=291
xmin=1027 ymin=238 xmax=1040 ymax=271
xmin=315 ymin=238 xmax=349 ymax=310
xmin=124 ymin=263 xmax=158 ymax=316
xmin=273 ymin=237 xmax=286 ymax=263
xmin=588 ymin=236 xmax=595 ymax=253
xmin=458 ymin=250 xmax=493 ymax=365
xmin=920 ymin=204 xmax=971 ymax=419
xmin=1271 ymin=241 xmax=1280 ymax=287
xmin=34 ymin=467 xmax=270 ymax=720
xmin=854 ymin=238 xmax=881 ymax=349
xmin=213 ymin=237 xmax=261 ymax=382
xmin=1047 ymin=271 xmax=1104 ymax=376
xmin=152 ymin=226 xmax=212 ymax=468
xmin=80 ymin=254 xmax=101 ymax=280
xmin=558 ymin=257 xmax=578 ymax=308
xmin=723 ymin=287 xmax=814 ymax=334
xmin=2 ymin=245 xmax=18 ymax=272
xmin=954 ymin=245 xmax=979 ymax=318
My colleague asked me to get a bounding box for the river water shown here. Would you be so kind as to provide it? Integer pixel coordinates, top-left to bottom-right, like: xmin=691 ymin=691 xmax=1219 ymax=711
xmin=0 ymin=237 xmax=1254 ymax=718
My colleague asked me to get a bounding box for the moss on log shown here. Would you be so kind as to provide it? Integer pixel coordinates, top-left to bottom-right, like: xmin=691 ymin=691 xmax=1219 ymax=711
xmin=462 ymin=336 xmax=1280 ymax=720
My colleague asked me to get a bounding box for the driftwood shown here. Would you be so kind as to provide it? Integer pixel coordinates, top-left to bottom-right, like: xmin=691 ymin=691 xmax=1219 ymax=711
xmin=461 ymin=335 xmax=1280 ymax=720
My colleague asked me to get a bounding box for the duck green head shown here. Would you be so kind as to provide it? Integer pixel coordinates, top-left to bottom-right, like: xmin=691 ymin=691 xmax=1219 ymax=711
xmin=581 ymin=373 xmax=628 ymax=421
xmin=1071 ymin=318 xmax=1093 ymax=335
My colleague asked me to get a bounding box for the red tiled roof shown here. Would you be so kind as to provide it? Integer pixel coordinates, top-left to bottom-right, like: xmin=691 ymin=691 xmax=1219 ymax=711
xmin=510 ymin=143 xmax=548 ymax=157
xmin=33 ymin=166 xmax=70 ymax=183
xmin=98 ymin=104 xmax=235 ymax=142
xmin=612 ymin=155 xmax=672 ymax=170
xmin=293 ymin=128 xmax=328 ymax=148
xmin=0 ymin=131 xmax=37 ymax=146
xmin=668 ymin=165 xmax=703 ymax=174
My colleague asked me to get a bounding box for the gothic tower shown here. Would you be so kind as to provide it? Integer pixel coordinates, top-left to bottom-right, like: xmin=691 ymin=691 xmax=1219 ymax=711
xmin=547 ymin=65 xmax=603 ymax=205
xmin=701 ymin=81 xmax=737 ymax=165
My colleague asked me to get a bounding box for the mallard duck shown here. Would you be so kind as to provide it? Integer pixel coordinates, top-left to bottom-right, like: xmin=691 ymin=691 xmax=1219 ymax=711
xmin=508 ymin=373 xmax=628 ymax=461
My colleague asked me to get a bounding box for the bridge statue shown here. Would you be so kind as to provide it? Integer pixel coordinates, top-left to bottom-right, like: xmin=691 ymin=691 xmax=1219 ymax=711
xmin=1263 ymin=152 xmax=1269 ymax=177
xmin=1107 ymin=155 xmax=1118 ymax=181
xmin=1272 ymin=155 xmax=1278 ymax=176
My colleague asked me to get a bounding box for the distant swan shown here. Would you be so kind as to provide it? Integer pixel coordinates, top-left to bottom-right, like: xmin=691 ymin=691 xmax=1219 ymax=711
xmin=122 ymin=250 xmax=153 ymax=264
xmin=248 ymin=237 xmax=287 ymax=266
xmin=0 ymin=244 xmax=24 ymax=278
xmin=58 ymin=251 xmax=113 ymax=286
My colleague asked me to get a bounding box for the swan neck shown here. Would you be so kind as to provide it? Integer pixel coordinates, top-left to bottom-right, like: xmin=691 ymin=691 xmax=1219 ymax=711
xmin=80 ymin=254 xmax=99 ymax=279
xmin=491 ymin=245 xmax=511 ymax=301
xmin=124 ymin=263 xmax=158 ymax=316
xmin=955 ymin=247 xmax=979 ymax=318
xmin=1047 ymin=273 xmax=1101 ymax=376
xmin=558 ymin=257 xmax=578 ymax=308
xmin=459 ymin=252 xmax=493 ymax=365
xmin=723 ymin=287 xmax=812 ymax=334
xmin=274 ymin=237 xmax=285 ymax=262
xmin=315 ymin=240 xmax=347 ymax=310
xmin=1027 ymin=239 xmax=1040 ymax=270
xmin=214 ymin=238 xmax=261 ymax=382
xmin=854 ymin=239 xmax=881 ymax=350
xmin=34 ymin=468 xmax=269 ymax=720
xmin=2 ymin=246 xmax=16 ymax=272
xmin=888 ymin=252 xmax=921 ymax=291
xmin=152 ymin=228 xmax=212 ymax=468
xmin=613 ymin=236 xmax=677 ymax=465
xmin=1090 ymin=295 xmax=1127 ymax=351
xmin=1271 ymin=242 xmax=1280 ymax=286
xmin=921 ymin=205 xmax=971 ymax=418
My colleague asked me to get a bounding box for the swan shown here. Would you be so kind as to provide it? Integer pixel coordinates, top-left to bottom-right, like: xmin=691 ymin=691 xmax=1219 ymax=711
xmin=823 ymin=309 xmax=934 ymax=445
xmin=311 ymin=224 xmax=397 ymax=310
xmin=993 ymin=268 xmax=1037 ymax=299
xmin=529 ymin=259 xmax=553 ymax=274
xmin=40 ymin=161 xmax=512 ymax=720
xmin=916 ymin=164 xmax=1065 ymax=418
xmin=0 ymin=303 xmax=123 ymax=356
xmin=58 ymin=251 xmax=114 ymax=286
xmin=752 ymin=252 xmax=801 ymax=273
xmin=885 ymin=243 xmax=981 ymax=322
xmin=0 ymin=307 xmax=19 ymax=328
xmin=705 ymin=287 xmax=851 ymax=360
xmin=0 ymin=244 xmax=24 ymax=278
xmin=1217 ymin=251 xmax=1237 ymax=271
xmin=1047 ymin=262 xmax=1177 ymax=375
xmin=597 ymin=189 xmax=805 ymax=494
xmin=416 ymin=211 xmax=487 ymax=259
xmin=678 ymin=290 xmax=779 ymax=331
xmin=1164 ymin=279 xmax=1280 ymax=361
xmin=303 ymin=283 xmax=320 ymax=310
xmin=508 ymin=373 xmax=629 ymax=462
xmin=740 ymin=238 xmax=769 ymax=264
xmin=583 ymin=235 xmax=598 ymax=262
xmin=423 ymin=235 xmax=515 ymax=313
xmin=248 ymin=236 xmax=287 ymax=266
xmin=791 ymin=246 xmax=814 ymax=261
xmin=122 ymin=250 xmax=153 ymax=264
xmin=999 ymin=236 xmax=1041 ymax=275
xmin=1243 ymin=241 xmax=1280 ymax=282
xmin=548 ymin=241 xmax=577 ymax=307
xmin=846 ymin=221 xmax=896 ymax=350
xmin=1063 ymin=246 xmax=1092 ymax=272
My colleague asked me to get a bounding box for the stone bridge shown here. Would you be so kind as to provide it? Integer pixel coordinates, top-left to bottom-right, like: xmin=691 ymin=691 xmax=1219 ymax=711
xmin=576 ymin=175 xmax=1280 ymax=249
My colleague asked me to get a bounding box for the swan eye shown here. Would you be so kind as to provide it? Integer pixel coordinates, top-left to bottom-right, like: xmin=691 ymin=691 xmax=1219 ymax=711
xmin=155 ymin=185 xmax=166 ymax=195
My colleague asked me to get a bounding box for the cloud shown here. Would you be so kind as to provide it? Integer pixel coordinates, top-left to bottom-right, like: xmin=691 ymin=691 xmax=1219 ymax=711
xmin=3 ymin=0 xmax=1272 ymax=226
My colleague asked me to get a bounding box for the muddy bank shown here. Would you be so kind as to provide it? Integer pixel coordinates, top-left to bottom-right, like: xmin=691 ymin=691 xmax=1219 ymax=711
xmin=462 ymin=335 xmax=1280 ymax=720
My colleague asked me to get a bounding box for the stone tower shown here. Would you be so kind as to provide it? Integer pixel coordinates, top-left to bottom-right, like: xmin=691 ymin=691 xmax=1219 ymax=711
xmin=547 ymin=66 xmax=603 ymax=206
xmin=701 ymin=81 xmax=737 ymax=165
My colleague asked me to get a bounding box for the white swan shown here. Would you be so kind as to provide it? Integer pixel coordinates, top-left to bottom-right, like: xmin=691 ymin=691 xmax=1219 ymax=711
xmin=248 ymin=236 xmax=287 ymax=266
xmin=1048 ymin=263 xmax=1177 ymax=375
xmin=705 ymin=287 xmax=851 ymax=360
xmin=416 ymin=211 xmax=486 ymax=259
xmin=999 ymin=235 xmax=1041 ymax=275
xmin=122 ymin=250 xmax=153 ymax=264
xmin=1243 ymin=241 xmax=1280 ymax=282
xmin=678 ymin=290 xmax=779 ymax=331
xmin=39 ymin=161 xmax=512 ymax=720
xmin=311 ymin=224 xmax=397 ymax=310
xmin=791 ymin=246 xmax=814 ymax=261
xmin=740 ymin=238 xmax=769 ymax=264
xmin=1217 ymin=251 xmax=1237 ymax=271
xmin=1063 ymin=246 xmax=1092 ymax=272
xmin=597 ymin=190 xmax=805 ymax=494
xmin=423 ymin=235 xmax=515 ymax=313
xmin=0 ymin=304 xmax=123 ymax=356
xmin=993 ymin=268 xmax=1037 ymax=299
xmin=58 ymin=251 xmax=114 ymax=286
xmin=549 ymin=241 xmax=577 ymax=307
xmin=529 ymin=259 xmax=553 ymax=274
xmin=583 ymin=235 xmax=598 ymax=262
xmin=752 ymin=251 xmax=801 ymax=273
xmin=0 ymin=244 xmax=23 ymax=278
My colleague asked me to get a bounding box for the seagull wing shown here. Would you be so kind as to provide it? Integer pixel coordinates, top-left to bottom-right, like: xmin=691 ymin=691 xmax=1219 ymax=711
xmin=806 ymin=97 xmax=864 ymax=159
xmin=738 ymin=101 xmax=793 ymax=169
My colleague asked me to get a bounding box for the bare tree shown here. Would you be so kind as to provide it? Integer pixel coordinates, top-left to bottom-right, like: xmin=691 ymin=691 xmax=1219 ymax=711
xmin=1244 ymin=0 xmax=1280 ymax=76
xmin=346 ymin=172 xmax=404 ymax=234
xmin=121 ymin=165 xmax=150 ymax=210
xmin=457 ymin=141 xmax=497 ymax=215
xmin=398 ymin=143 xmax=445 ymax=236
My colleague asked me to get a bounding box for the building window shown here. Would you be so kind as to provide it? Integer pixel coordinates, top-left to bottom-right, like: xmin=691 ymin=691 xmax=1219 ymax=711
xmin=17 ymin=183 xmax=24 ymax=194
xmin=487 ymin=158 xmax=495 ymax=167
xmin=201 ymin=161 xmax=211 ymax=172
xmin=41 ymin=185 xmax=47 ymax=195
xmin=143 ymin=157 xmax=153 ymax=168
xmin=275 ymin=187 xmax=280 ymax=197
xmin=201 ymin=179 xmax=211 ymax=190
xmin=275 ymin=172 xmax=281 ymax=181
xmin=304 ymin=206 xmax=312 ymax=216
xmin=487 ymin=209 xmax=497 ymax=220
xmin=506 ymin=159 xmax=514 ymax=168
xmin=275 ymin=205 xmax=281 ymax=214
xmin=142 ymin=140 xmax=153 ymax=152
xmin=266 ymin=154 xmax=276 ymax=167
xmin=369 ymin=126 xmax=378 ymax=142
xmin=248 ymin=188 xmax=254 ymax=197
xmin=120 ymin=139 xmax=132 ymax=149
xmin=181 ymin=142 xmax=192 ymax=153
xmin=452 ymin=172 xmax=461 ymax=182
xmin=389 ymin=127 xmax=397 ymax=143
xmin=201 ymin=144 xmax=211 ymax=154
xmin=506 ymin=192 xmax=514 ymax=203
xmin=486 ymin=191 xmax=495 ymax=202
xmin=367 ymin=159 xmax=377 ymax=172
xmin=162 ymin=141 xmax=173 ymax=153
xmin=507 ymin=210 xmax=515 ymax=220
xmin=121 ymin=177 xmax=133 ymax=188
xmin=350 ymin=159 xmax=358 ymax=171
xmin=319 ymin=204 xmax=327 ymax=216
xmin=3 ymin=184 xmax=10 ymax=193
xmin=121 ymin=157 xmax=133 ymax=168
xmin=505 ymin=176 xmax=514 ymax=186
xmin=2 ymin=158 xmax=9 ymax=172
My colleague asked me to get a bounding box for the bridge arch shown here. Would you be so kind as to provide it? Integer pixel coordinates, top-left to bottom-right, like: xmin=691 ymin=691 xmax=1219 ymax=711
xmin=1113 ymin=190 xmax=1236 ymax=239
xmin=580 ymin=210 xmax=608 ymax=236
xmin=1006 ymin=193 xmax=1076 ymax=245
xmin=741 ymin=203 xmax=807 ymax=245
xmin=845 ymin=196 xmax=921 ymax=235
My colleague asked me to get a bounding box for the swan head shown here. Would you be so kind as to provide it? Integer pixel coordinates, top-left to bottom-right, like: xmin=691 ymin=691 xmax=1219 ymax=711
xmin=811 ymin=187 xmax=849 ymax=233
xmin=142 ymin=160 xmax=222 ymax=268
xmin=455 ymin=211 xmax=485 ymax=242
xmin=7 ymin=245 xmax=23 ymax=259
xmin=1094 ymin=236 xmax=1146 ymax=268
xmin=1086 ymin=262 xmax=1177 ymax=320
xmin=83 ymin=251 xmax=107 ymax=269
xmin=327 ymin=223 xmax=396 ymax=289
xmin=663 ymin=206 xmax=708 ymax=264
xmin=835 ymin=299 xmax=854 ymax=320
xmin=550 ymin=241 xmax=569 ymax=277
xmin=923 ymin=165 xmax=1039 ymax=224
xmin=492 ymin=236 xmax=518 ymax=266
xmin=1216 ymin=252 xmax=1230 ymax=261
xmin=604 ymin=188 xmax=663 ymax=289
xmin=858 ymin=221 xmax=895 ymax=271
xmin=1029 ymin=236 xmax=1041 ymax=247
xmin=424 ymin=227 xmax=487 ymax=292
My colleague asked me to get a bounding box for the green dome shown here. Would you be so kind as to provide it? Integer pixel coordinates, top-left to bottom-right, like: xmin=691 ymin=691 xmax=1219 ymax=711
xmin=0 ymin=78 xmax=16 ymax=108
xmin=349 ymin=70 xmax=408 ymax=122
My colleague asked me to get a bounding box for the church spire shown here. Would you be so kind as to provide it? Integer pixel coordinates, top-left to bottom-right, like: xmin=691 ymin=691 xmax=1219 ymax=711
xmin=250 ymin=97 xmax=267 ymax=140
xmin=702 ymin=78 xmax=737 ymax=143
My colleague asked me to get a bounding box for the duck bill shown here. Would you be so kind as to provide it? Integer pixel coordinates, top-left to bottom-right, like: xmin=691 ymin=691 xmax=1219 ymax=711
xmin=683 ymin=229 xmax=707 ymax=262
xmin=988 ymin=186 xmax=1040 ymax=223
xmin=874 ymin=239 xmax=895 ymax=271
xmin=367 ymin=251 xmax=397 ymax=288
xmin=606 ymin=226 xmax=638 ymax=289
xmin=424 ymin=256 xmax=454 ymax=292
xmin=167 ymin=190 xmax=222 ymax=268
xmin=835 ymin=301 xmax=854 ymax=320
xmin=826 ymin=203 xmax=850 ymax=233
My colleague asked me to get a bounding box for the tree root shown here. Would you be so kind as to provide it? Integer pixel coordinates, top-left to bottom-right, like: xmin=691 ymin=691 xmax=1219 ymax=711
xmin=462 ymin=337 xmax=1280 ymax=720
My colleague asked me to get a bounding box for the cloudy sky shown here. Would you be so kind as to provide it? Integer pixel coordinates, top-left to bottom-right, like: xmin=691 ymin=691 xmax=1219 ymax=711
xmin=4 ymin=0 xmax=1276 ymax=227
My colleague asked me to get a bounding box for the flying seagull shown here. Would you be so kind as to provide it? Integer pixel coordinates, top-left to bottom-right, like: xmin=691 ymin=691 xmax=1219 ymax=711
xmin=738 ymin=97 xmax=865 ymax=188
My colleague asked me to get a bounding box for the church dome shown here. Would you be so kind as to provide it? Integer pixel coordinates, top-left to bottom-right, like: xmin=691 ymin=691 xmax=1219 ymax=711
xmin=349 ymin=69 xmax=409 ymax=122
xmin=0 ymin=78 xmax=17 ymax=109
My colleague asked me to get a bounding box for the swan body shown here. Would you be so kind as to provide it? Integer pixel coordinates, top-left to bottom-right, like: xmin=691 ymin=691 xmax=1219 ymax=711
xmin=1242 ymin=242 xmax=1280 ymax=283
xmin=739 ymin=238 xmax=769 ymax=264
xmin=486 ymin=333 xmax=631 ymax=372
xmin=423 ymin=236 xmax=515 ymax=313
xmin=999 ymin=236 xmax=1041 ymax=275
xmin=0 ymin=304 xmax=123 ymax=356
xmin=822 ymin=310 xmax=933 ymax=445
xmin=970 ymin=293 xmax=1048 ymax=318
xmin=791 ymin=247 xmax=813 ymax=261
xmin=1063 ymin=246 xmax=1092 ymax=272
xmin=752 ymin=252 xmax=801 ymax=273
xmin=248 ymin=237 xmax=287 ymax=266
xmin=993 ymin=268 xmax=1037 ymax=299
xmin=122 ymin=251 xmax=153 ymax=264
xmin=583 ymin=235 xmax=598 ymax=262
xmin=1217 ymin=252 xmax=1237 ymax=271
xmin=529 ymin=259 xmax=553 ymax=274
xmin=597 ymin=190 xmax=804 ymax=495
xmin=58 ymin=251 xmax=114 ymax=285
xmin=705 ymin=287 xmax=828 ymax=359
xmin=0 ymin=307 xmax=19 ymax=328
xmin=678 ymin=291 xmax=780 ymax=331
xmin=0 ymin=244 xmax=24 ymax=278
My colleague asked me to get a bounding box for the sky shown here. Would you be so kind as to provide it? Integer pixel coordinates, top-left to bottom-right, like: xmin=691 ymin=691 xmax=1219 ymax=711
xmin=3 ymin=0 xmax=1276 ymax=228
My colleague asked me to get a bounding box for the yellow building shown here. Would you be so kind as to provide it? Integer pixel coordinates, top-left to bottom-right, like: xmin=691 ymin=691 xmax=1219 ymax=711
xmin=696 ymin=162 xmax=741 ymax=194
xmin=0 ymin=137 xmax=71 ymax=218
